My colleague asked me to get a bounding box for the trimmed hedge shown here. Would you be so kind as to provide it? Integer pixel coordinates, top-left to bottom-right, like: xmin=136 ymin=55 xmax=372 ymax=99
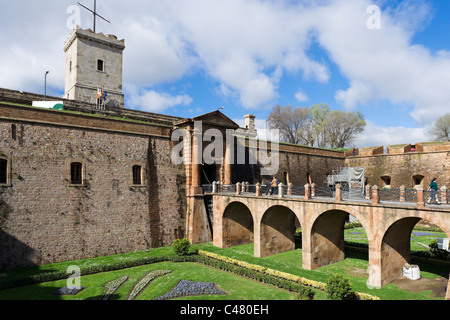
xmin=197 ymin=250 xmax=379 ymax=300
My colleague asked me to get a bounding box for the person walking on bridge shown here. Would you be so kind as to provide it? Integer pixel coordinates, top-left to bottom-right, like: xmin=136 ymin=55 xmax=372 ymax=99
xmin=426 ymin=177 xmax=440 ymax=204
xmin=265 ymin=179 xmax=271 ymax=195
xmin=270 ymin=176 xmax=278 ymax=195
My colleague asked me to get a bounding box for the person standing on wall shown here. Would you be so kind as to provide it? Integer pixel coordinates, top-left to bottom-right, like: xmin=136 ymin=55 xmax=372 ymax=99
xmin=427 ymin=178 xmax=440 ymax=204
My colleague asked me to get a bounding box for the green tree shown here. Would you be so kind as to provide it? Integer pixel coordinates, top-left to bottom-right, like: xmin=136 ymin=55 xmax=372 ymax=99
xmin=308 ymin=104 xmax=330 ymax=148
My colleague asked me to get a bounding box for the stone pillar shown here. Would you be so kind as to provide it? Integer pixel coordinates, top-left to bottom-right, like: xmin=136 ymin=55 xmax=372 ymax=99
xmin=416 ymin=185 xmax=424 ymax=208
xmin=191 ymin=126 xmax=202 ymax=195
xmin=256 ymin=182 xmax=261 ymax=197
xmin=311 ymin=183 xmax=315 ymax=197
xmin=440 ymin=186 xmax=447 ymax=204
xmin=365 ymin=185 xmax=371 ymax=200
xmin=304 ymin=184 xmax=311 ymax=200
xmin=224 ymin=143 xmax=232 ymax=185
xmin=399 ymin=185 xmax=405 ymax=202
xmin=278 ymin=182 xmax=284 ymax=198
xmin=288 ymin=182 xmax=292 ymax=196
xmin=236 ymin=182 xmax=241 ymax=196
xmin=371 ymin=185 xmax=379 ymax=205
xmin=335 ymin=183 xmax=342 ymax=203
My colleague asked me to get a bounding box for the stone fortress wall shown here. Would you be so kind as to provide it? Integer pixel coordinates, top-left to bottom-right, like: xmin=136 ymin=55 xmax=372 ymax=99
xmin=345 ymin=142 xmax=450 ymax=189
xmin=0 ymin=100 xmax=186 ymax=270
xmin=1 ymin=87 xmax=449 ymax=270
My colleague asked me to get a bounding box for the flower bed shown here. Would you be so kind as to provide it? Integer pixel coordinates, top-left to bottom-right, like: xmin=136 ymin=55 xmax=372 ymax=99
xmin=127 ymin=270 xmax=172 ymax=300
xmin=51 ymin=286 xmax=85 ymax=296
xmin=103 ymin=275 xmax=129 ymax=300
xmin=155 ymin=280 xmax=226 ymax=300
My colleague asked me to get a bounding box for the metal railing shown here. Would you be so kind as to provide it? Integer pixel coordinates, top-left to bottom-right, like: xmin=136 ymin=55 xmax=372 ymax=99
xmin=202 ymin=182 xmax=449 ymax=208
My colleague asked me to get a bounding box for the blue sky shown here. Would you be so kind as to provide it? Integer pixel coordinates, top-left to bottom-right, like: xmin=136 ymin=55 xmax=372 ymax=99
xmin=1 ymin=0 xmax=449 ymax=148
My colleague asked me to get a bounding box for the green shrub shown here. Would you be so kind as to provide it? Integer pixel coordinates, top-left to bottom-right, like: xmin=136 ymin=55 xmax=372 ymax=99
xmin=325 ymin=275 xmax=356 ymax=300
xmin=429 ymin=239 xmax=449 ymax=260
xmin=297 ymin=285 xmax=315 ymax=300
xmin=172 ymin=238 xmax=191 ymax=256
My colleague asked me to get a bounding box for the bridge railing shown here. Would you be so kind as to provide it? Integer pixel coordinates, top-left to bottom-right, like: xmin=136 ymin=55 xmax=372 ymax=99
xmin=207 ymin=181 xmax=449 ymax=208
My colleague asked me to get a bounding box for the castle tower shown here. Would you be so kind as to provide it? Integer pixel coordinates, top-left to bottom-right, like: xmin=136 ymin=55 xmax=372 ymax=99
xmin=244 ymin=114 xmax=258 ymax=138
xmin=63 ymin=25 xmax=125 ymax=107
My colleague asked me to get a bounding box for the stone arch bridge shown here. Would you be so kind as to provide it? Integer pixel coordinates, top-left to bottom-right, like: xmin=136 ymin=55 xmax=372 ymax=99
xmin=211 ymin=184 xmax=450 ymax=288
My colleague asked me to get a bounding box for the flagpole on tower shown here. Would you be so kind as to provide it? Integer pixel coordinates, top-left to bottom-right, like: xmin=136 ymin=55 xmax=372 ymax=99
xmin=77 ymin=0 xmax=110 ymax=33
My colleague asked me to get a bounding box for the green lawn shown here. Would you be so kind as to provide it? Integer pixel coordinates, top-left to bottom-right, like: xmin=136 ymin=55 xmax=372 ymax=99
xmin=344 ymin=226 xmax=448 ymax=252
xmin=0 ymin=236 xmax=447 ymax=300
xmin=0 ymin=261 xmax=298 ymax=300
xmin=192 ymin=242 xmax=449 ymax=300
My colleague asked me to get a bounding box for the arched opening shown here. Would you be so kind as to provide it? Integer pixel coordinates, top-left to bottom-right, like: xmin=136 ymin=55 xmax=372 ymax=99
xmin=309 ymin=210 xmax=349 ymax=269
xmin=381 ymin=217 xmax=450 ymax=295
xmin=380 ymin=217 xmax=421 ymax=284
xmin=222 ymin=202 xmax=253 ymax=248
xmin=258 ymin=205 xmax=299 ymax=258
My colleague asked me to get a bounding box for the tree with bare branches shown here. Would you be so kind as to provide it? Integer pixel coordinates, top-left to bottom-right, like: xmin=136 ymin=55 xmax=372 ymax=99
xmin=324 ymin=110 xmax=366 ymax=148
xmin=429 ymin=113 xmax=450 ymax=141
xmin=267 ymin=105 xmax=366 ymax=148
xmin=267 ymin=105 xmax=309 ymax=145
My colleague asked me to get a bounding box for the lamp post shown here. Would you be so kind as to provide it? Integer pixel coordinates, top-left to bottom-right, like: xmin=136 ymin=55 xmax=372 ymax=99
xmin=44 ymin=71 xmax=49 ymax=101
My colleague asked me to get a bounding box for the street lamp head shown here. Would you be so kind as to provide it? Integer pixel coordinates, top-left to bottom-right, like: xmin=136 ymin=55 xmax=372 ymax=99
xmin=45 ymin=71 xmax=49 ymax=75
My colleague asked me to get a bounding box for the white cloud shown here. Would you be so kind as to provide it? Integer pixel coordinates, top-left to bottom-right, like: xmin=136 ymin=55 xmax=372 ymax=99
xmin=120 ymin=17 xmax=194 ymax=86
xmin=311 ymin=0 xmax=450 ymax=126
xmin=126 ymin=87 xmax=193 ymax=112
xmin=356 ymin=120 xmax=429 ymax=149
xmin=154 ymin=0 xmax=326 ymax=109
xmin=295 ymin=89 xmax=308 ymax=103
xmin=1 ymin=0 xmax=449 ymax=132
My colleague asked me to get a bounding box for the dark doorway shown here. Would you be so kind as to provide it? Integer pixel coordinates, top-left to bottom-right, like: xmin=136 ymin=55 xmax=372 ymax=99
xmin=201 ymin=164 xmax=216 ymax=185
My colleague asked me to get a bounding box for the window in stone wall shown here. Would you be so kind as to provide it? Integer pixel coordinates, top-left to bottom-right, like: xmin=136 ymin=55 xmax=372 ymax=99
xmin=380 ymin=176 xmax=391 ymax=188
xmin=70 ymin=162 xmax=83 ymax=184
xmin=0 ymin=159 xmax=7 ymax=184
xmin=413 ymin=175 xmax=424 ymax=188
xmin=97 ymin=59 xmax=104 ymax=72
xmin=132 ymin=165 xmax=142 ymax=185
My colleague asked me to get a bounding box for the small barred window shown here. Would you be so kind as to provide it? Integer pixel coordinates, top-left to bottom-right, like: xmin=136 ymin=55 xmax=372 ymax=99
xmin=132 ymin=165 xmax=142 ymax=185
xmin=71 ymin=162 xmax=83 ymax=184
xmin=0 ymin=159 xmax=7 ymax=184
